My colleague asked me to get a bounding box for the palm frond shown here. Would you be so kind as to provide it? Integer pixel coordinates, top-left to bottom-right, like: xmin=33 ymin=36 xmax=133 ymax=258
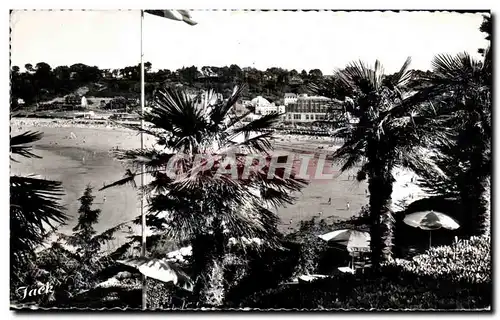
xmin=231 ymin=112 xmax=281 ymax=136
xmin=10 ymin=131 xmax=43 ymax=159
xmin=99 ymin=169 xmax=136 ymax=191
xmin=209 ymin=85 xmax=245 ymax=126
xmin=391 ymin=57 xmax=412 ymax=87
xmin=92 ymin=221 xmax=131 ymax=245
xmin=10 ymin=176 xmax=67 ymax=260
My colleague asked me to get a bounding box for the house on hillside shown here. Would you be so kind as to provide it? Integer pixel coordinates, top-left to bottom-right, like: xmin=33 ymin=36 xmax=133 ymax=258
xmin=65 ymin=95 xmax=81 ymax=105
xmin=289 ymin=76 xmax=303 ymax=85
xmin=81 ymin=96 xmax=88 ymax=108
xmin=252 ymin=96 xmax=275 ymax=115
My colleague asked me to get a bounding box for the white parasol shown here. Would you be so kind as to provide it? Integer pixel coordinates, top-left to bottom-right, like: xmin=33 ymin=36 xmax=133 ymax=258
xmin=403 ymin=210 xmax=460 ymax=248
xmin=318 ymin=229 xmax=370 ymax=252
xmin=118 ymin=257 xmax=193 ymax=291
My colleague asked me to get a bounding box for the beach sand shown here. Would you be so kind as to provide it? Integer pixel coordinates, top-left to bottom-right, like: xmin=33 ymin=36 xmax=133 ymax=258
xmin=11 ymin=118 xmax=424 ymax=249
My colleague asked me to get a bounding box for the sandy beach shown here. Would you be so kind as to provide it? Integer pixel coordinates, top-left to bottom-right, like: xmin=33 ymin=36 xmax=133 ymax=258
xmin=11 ymin=118 xmax=425 ymax=249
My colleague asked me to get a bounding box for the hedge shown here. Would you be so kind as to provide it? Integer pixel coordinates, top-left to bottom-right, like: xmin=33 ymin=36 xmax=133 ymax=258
xmin=236 ymin=236 xmax=491 ymax=310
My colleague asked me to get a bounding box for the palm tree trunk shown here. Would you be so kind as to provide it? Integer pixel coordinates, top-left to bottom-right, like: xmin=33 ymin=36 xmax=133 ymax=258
xmin=482 ymin=176 xmax=491 ymax=235
xmin=460 ymin=140 xmax=490 ymax=237
xmin=366 ymin=144 xmax=395 ymax=269
xmin=191 ymin=218 xmax=226 ymax=307
xmin=461 ymin=172 xmax=490 ymax=237
xmin=368 ymin=173 xmax=394 ymax=269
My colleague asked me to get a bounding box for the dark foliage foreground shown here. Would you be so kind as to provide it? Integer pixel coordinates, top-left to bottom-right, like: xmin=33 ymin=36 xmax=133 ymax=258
xmin=236 ymin=236 xmax=491 ymax=310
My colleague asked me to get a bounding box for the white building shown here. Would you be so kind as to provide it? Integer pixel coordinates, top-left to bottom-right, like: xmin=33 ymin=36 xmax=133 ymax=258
xmin=285 ymin=95 xmax=334 ymax=123
xmin=74 ymin=111 xmax=95 ymax=119
xmin=251 ymin=96 xmax=278 ymax=115
xmin=284 ymin=93 xmax=298 ymax=106
xmin=251 ymin=96 xmax=270 ymax=108
xmin=81 ymin=96 xmax=88 ymax=108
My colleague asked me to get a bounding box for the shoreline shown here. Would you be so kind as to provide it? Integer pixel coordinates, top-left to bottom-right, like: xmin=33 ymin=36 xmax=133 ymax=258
xmin=11 ymin=117 xmax=341 ymax=155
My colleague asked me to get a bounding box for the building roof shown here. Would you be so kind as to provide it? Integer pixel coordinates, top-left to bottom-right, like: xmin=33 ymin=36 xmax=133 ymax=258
xmin=297 ymin=95 xmax=331 ymax=101
xmin=251 ymin=96 xmax=271 ymax=106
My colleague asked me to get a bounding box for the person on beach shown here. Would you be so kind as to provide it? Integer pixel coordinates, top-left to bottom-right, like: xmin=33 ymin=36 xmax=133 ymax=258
xmin=346 ymin=201 xmax=350 ymax=211
xmin=103 ymin=196 xmax=107 ymax=203
xmin=289 ymin=219 xmax=293 ymax=225
xmin=327 ymin=197 xmax=332 ymax=205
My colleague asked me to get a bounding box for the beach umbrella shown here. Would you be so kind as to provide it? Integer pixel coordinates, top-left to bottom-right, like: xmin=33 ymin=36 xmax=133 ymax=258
xmin=118 ymin=257 xmax=194 ymax=292
xmin=403 ymin=210 xmax=460 ymax=248
xmin=318 ymin=229 xmax=370 ymax=252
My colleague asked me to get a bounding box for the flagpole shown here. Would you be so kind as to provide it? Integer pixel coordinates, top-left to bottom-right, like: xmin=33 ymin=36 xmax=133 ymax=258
xmin=140 ymin=9 xmax=147 ymax=310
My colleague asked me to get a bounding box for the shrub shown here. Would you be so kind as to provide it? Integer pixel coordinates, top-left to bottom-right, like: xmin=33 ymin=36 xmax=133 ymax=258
xmin=391 ymin=235 xmax=491 ymax=284
xmin=237 ymin=236 xmax=492 ymax=310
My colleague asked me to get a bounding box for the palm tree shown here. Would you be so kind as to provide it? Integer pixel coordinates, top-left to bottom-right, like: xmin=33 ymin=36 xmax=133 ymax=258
xmin=416 ymin=49 xmax=491 ymax=237
xmin=310 ymin=58 xmax=448 ymax=269
xmin=104 ymin=86 xmax=306 ymax=306
xmin=10 ymin=130 xmax=68 ymax=289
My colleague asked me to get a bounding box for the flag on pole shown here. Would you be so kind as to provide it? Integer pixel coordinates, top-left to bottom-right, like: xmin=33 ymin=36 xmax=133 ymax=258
xmin=145 ymin=10 xmax=197 ymax=26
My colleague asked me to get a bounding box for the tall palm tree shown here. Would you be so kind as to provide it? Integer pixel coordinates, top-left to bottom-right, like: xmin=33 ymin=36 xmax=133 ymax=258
xmin=10 ymin=130 xmax=68 ymax=289
xmin=104 ymin=86 xmax=306 ymax=306
xmin=310 ymin=58 xmax=448 ymax=269
xmin=416 ymin=49 xmax=491 ymax=237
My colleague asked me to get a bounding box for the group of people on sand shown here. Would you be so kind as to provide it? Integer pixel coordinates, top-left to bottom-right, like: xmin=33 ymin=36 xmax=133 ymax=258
xmin=288 ymin=197 xmax=353 ymax=227
xmin=326 ymin=197 xmax=350 ymax=210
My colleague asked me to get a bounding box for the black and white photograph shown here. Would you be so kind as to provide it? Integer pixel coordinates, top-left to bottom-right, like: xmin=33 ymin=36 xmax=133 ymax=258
xmin=8 ymin=6 xmax=492 ymax=311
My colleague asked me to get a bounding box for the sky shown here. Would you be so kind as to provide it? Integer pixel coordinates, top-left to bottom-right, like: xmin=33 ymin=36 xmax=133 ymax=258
xmin=10 ymin=10 xmax=489 ymax=74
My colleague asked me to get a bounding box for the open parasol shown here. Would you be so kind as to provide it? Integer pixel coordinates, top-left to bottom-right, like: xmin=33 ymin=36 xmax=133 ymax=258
xmin=403 ymin=210 xmax=460 ymax=248
xmin=318 ymin=229 xmax=370 ymax=252
xmin=118 ymin=257 xmax=194 ymax=291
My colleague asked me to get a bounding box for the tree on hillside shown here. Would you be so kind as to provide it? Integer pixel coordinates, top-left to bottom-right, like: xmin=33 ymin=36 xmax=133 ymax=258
xmin=177 ymin=66 xmax=201 ymax=84
xmin=34 ymin=62 xmax=54 ymax=92
xmin=478 ymin=15 xmax=491 ymax=57
xmin=309 ymin=69 xmax=323 ymax=79
xmin=310 ymin=58 xmax=449 ymax=269
xmin=480 ymin=15 xmax=491 ymax=41
xmin=103 ymin=86 xmax=306 ymax=306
